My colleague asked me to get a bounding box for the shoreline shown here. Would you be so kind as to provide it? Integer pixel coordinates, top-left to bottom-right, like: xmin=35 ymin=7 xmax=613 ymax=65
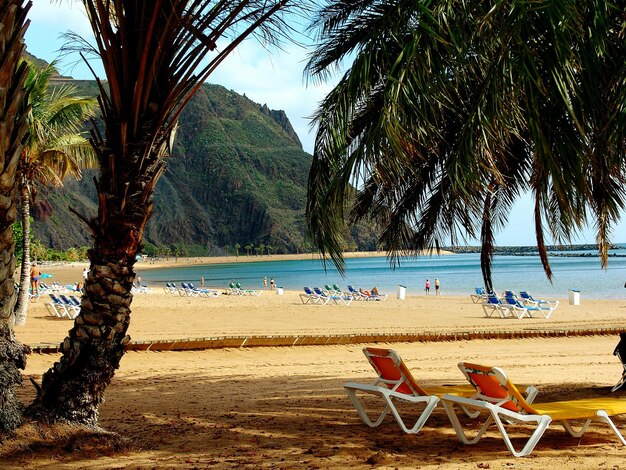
xmin=31 ymin=249 xmax=454 ymax=284
xmin=136 ymin=249 xmax=454 ymax=271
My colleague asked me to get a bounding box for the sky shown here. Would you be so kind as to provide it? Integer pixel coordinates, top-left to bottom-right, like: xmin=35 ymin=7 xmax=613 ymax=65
xmin=24 ymin=2 xmax=626 ymax=246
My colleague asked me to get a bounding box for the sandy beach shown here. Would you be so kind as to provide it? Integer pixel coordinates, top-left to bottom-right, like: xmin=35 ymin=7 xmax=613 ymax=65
xmin=6 ymin=260 xmax=626 ymax=468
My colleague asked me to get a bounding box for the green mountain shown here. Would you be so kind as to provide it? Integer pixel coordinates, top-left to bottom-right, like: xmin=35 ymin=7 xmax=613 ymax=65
xmin=32 ymin=81 xmax=313 ymax=255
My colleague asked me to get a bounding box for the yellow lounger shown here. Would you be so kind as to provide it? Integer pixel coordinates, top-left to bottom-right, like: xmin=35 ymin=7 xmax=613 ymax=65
xmin=441 ymin=362 xmax=626 ymax=457
xmin=344 ymin=348 xmax=537 ymax=434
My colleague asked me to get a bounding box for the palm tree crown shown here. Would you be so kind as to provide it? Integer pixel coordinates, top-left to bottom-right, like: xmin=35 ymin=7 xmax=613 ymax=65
xmin=305 ymin=0 xmax=625 ymax=290
xmin=13 ymin=60 xmax=97 ymax=326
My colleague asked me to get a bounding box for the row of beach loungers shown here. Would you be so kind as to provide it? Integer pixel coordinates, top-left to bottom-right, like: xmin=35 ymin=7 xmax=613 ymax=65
xmin=29 ymin=282 xmax=81 ymax=300
xmin=163 ymin=282 xmax=220 ymax=297
xmin=46 ymin=293 xmax=82 ymax=319
xmin=300 ymin=285 xmax=388 ymax=305
xmin=471 ymin=287 xmax=559 ymax=319
xmin=345 ymin=347 xmax=626 ymax=457
xmin=162 ymin=281 xmax=261 ymax=297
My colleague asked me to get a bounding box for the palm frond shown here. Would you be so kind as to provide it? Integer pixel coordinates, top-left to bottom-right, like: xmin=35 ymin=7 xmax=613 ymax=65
xmin=306 ymin=0 xmax=625 ymax=284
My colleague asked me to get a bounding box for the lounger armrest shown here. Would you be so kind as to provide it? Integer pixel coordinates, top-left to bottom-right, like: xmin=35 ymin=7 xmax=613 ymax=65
xmin=344 ymin=382 xmax=435 ymax=404
xmin=441 ymin=394 xmax=537 ymax=422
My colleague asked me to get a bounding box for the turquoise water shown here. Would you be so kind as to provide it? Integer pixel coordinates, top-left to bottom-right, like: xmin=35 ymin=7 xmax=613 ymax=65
xmin=140 ymin=251 xmax=626 ymax=300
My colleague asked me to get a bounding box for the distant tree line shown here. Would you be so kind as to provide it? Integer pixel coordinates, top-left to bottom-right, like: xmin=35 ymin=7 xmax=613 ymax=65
xmin=13 ymin=219 xmax=88 ymax=262
xmin=449 ymin=244 xmax=622 ymax=255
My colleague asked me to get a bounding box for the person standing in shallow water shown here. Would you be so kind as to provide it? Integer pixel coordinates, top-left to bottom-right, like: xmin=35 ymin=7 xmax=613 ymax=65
xmin=263 ymin=277 xmax=268 ymax=289
xmin=435 ymin=278 xmax=440 ymax=295
xmin=425 ymin=279 xmax=430 ymax=295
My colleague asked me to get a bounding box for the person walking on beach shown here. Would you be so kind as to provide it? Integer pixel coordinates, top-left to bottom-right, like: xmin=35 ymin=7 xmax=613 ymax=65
xmin=270 ymin=278 xmax=275 ymax=290
xmin=425 ymin=279 xmax=430 ymax=295
xmin=435 ymin=278 xmax=440 ymax=295
xmin=30 ymin=263 xmax=40 ymax=296
xmin=200 ymin=276 xmax=205 ymax=287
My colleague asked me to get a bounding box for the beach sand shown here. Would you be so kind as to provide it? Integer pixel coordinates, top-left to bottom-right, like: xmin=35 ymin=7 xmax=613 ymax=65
xmin=6 ymin=260 xmax=626 ymax=468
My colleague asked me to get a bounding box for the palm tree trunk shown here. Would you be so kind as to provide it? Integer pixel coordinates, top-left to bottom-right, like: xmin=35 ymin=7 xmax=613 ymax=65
xmin=13 ymin=182 xmax=31 ymax=326
xmin=27 ymin=248 xmax=137 ymax=426
xmin=0 ymin=0 xmax=32 ymax=432
xmin=27 ymin=149 xmax=159 ymax=425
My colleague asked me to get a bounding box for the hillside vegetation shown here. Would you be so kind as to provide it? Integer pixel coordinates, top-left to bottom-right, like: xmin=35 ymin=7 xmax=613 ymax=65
xmin=32 ymin=80 xmax=317 ymax=255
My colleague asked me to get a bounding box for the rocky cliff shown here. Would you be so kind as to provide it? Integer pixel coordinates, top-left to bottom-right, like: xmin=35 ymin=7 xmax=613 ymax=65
xmin=32 ymin=82 xmax=313 ymax=255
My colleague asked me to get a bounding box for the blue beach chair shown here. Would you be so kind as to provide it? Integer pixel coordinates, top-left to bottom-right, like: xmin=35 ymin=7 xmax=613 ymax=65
xmin=519 ymin=291 xmax=559 ymax=309
xmin=481 ymin=294 xmax=513 ymax=318
xmin=502 ymin=295 xmax=555 ymax=319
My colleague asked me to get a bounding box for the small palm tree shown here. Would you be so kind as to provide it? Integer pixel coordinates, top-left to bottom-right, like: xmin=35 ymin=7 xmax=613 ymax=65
xmin=13 ymin=61 xmax=97 ymax=326
xmin=234 ymin=243 xmax=240 ymax=257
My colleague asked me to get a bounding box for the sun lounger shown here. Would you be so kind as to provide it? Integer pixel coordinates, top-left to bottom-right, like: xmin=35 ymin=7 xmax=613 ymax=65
xmin=519 ymin=291 xmax=559 ymax=309
xmin=345 ymin=348 xmax=537 ymax=435
xmin=46 ymin=294 xmax=77 ymax=319
xmin=441 ymin=362 xmax=626 ymax=457
xmin=58 ymin=294 xmax=81 ymax=318
xmin=333 ymin=284 xmax=349 ymax=296
xmin=46 ymin=294 xmax=67 ymax=318
xmin=354 ymin=288 xmax=387 ymax=301
xmin=347 ymin=285 xmax=367 ymax=300
xmin=187 ymin=283 xmax=219 ymax=297
xmin=163 ymin=282 xmax=178 ymax=294
xmin=325 ymin=284 xmax=339 ymax=295
xmin=236 ymin=282 xmax=260 ymax=296
xmin=300 ymin=287 xmax=319 ymax=304
xmin=481 ymin=294 xmax=513 ymax=318
xmin=313 ymin=287 xmax=352 ymax=305
xmin=502 ymin=294 xmax=554 ymax=319
xmin=69 ymin=295 xmax=82 ymax=308
xmin=470 ymin=287 xmax=490 ymax=303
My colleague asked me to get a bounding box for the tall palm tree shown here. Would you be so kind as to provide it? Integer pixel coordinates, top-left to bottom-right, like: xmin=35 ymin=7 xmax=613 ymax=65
xmin=27 ymin=0 xmax=302 ymax=427
xmin=305 ymin=0 xmax=625 ymax=292
xmin=13 ymin=61 xmax=97 ymax=326
xmin=0 ymin=0 xmax=31 ymax=432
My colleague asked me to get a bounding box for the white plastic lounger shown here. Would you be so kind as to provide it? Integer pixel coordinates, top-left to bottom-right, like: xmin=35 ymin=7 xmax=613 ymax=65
xmin=441 ymin=362 xmax=626 ymax=457
xmin=345 ymin=348 xmax=537 ymax=435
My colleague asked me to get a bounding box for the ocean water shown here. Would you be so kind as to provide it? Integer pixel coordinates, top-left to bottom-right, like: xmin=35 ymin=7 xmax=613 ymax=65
xmin=140 ymin=250 xmax=626 ymax=300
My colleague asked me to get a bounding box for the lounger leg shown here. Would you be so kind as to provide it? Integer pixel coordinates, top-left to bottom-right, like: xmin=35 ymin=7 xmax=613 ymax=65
xmin=595 ymin=411 xmax=626 ymax=446
xmin=345 ymin=386 xmax=391 ymax=427
xmin=442 ymin=399 xmax=551 ymax=457
xmin=558 ymin=419 xmax=592 ymax=438
xmin=344 ymin=385 xmax=440 ymax=434
xmin=483 ymin=305 xmax=496 ymax=317
xmin=490 ymin=411 xmax=551 ymax=457
xmin=384 ymin=394 xmax=439 ymax=434
xmin=441 ymin=399 xmax=494 ymax=444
